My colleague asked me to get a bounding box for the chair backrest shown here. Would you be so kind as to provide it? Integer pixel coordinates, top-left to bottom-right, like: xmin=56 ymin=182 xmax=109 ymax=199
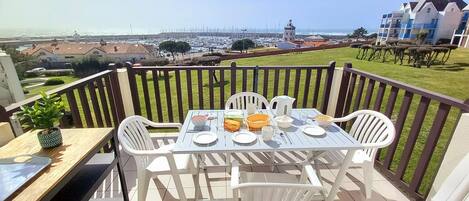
xmin=225 ymin=92 xmax=270 ymax=111
xmin=117 ymin=116 xmax=156 ymax=169
xmin=235 ymin=184 xmax=322 ymax=201
xmin=336 ymin=110 xmax=395 ymax=159
xmin=431 ymin=153 xmax=469 ymax=201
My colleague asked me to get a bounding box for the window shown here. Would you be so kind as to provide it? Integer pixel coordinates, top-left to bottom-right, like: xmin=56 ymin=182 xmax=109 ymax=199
xmin=427 ymin=8 xmax=431 ymax=13
xmin=38 ymin=52 xmax=46 ymax=56
xmin=64 ymin=56 xmax=74 ymax=59
xmin=451 ymin=8 xmax=455 ymax=12
xmin=93 ymin=51 xmax=100 ymax=55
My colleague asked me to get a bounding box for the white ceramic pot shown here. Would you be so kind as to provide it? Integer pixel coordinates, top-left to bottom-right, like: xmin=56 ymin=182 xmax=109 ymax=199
xmin=274 ymin=115 xmax=294 ymax=129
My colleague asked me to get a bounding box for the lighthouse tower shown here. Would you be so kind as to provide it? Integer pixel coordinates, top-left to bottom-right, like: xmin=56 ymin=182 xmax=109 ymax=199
xmin=283 ymin=19 xmax=296 ymax=41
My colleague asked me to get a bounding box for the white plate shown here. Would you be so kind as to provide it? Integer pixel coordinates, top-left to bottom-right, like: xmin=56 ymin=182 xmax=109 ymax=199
xmin=193 ymin=131 xmax=218 ymax=144
xmin=302 ymin=125 xmax=326 ymax=136
xmin=232 ymin=131 xmax=257 ymax=144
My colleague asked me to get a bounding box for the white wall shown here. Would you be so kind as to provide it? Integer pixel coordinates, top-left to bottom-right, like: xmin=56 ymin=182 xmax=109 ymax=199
xmin=434 ymin=4 xmax=463 ymax=44
xmin=0 ymin=51 xmax=25 ymax=107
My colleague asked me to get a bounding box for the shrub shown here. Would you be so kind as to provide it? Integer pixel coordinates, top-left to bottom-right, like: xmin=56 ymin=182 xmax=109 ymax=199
xmin=44 ymin=78 xmax=65 ymax=86
xmin=72 ymin=57 xmax=111 ymax=77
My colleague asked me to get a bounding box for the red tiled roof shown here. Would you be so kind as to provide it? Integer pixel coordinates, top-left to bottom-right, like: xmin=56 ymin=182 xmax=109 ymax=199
xmin=22 ymin=42 xmax=153 ymax=56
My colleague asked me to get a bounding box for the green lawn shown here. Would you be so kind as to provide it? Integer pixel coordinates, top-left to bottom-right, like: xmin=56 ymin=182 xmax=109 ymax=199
xmin=222 ymin=47 xmax=469 ymax=100
xmin=25 ymin=76 xmax=79 ymax=98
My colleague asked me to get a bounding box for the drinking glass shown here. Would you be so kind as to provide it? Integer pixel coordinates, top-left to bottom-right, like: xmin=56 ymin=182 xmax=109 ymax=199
xmin=262 ymin=126 xmax=274 ymax=141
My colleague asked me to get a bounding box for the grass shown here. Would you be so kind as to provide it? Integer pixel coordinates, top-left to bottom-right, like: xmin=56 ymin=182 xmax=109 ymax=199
xmin=221 ymin=47 xmax=469 ymax=195
xmin=25 ymin=76 xmax=79 ymax=98
xmin=26 ymin=47 xmax=469 ymax=196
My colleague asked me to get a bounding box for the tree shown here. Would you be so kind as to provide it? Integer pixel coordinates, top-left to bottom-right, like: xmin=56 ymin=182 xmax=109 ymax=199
xmin=350 ymin=27 xmax=368 ymax=39
xmin=175 ymin=41 xmax=191 ymax=58
xmin=159 ymin=40 xmax=178 ymax=60
xmin=231 ymin=39 xmax=255 ymax=53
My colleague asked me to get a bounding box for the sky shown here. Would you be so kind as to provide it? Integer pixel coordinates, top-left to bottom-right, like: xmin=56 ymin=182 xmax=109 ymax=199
xmin=0 ymin=0 xmax=404 ymax=37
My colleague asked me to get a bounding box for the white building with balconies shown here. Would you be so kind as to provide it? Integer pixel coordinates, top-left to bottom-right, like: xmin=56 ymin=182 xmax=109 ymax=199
xmin=377 ymin=0 xmax=468 ymax=45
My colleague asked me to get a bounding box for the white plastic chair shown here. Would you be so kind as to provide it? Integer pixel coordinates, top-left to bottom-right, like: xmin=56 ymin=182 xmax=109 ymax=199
xmin=317 ymin=110 xmax=395 ymax=198
xmin=230 ymin=160 xmax=325 ymax=201
xmin=431 ymin=153 xmax=469 ymax=201
xmin=117 ymin=115 xmax=197 ymax=201
xmin=225 ymin=92 xmax=273 ymax=167
xmin=225 ymin=92 xmax=271 ymax=112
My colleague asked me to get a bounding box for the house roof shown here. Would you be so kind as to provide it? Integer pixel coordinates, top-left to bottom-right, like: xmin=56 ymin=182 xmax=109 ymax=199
xmin=304 ymin=35 xmax=326 ymax=41
xmin=464 ymin=4 xmax=469 ymax=10
xmin=22 ymin=42 xmax=154 ymax=56
xmin=410 ymin=2 xmax=418 ymax=10
xmin=416 ymin=0 xmax=467 ymax=12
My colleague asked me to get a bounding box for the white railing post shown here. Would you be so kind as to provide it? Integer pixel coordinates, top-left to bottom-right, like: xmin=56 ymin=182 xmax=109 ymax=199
xmin=427 ymin=113 xmax=469 ymax=200
xmin=0 ymin=51 xmax=25 ymax=105
xmin=326 ymin=67 xmax=344 ymax=117
xmin=116 ymin=68 xmax=135 ymax=117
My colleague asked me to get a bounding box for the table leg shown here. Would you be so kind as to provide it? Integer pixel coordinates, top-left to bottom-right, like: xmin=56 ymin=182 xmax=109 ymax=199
xmin=167 ymin=154 xmax=187 ymax=201
xmin=326 ymin=150 xmax=356 ymax=201
xmin=111 ymin=130 xmax=130 ymax=201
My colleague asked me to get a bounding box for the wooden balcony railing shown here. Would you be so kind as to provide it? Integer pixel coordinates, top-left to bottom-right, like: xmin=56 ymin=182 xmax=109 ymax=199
xmin=125 ymin=62 xmax=336 ymax=123
xmin=335 ymin=63 xmax=469 ymax=200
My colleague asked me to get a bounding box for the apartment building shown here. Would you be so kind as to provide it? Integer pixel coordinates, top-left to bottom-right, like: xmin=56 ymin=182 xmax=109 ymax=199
xmin=451 ymin=5 xmax=469 ymax=47
xmin=377 ymin=0 xmax=468 ymax=44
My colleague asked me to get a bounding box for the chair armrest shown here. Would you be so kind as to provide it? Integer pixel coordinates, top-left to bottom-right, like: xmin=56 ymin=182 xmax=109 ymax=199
xmin=145 ymin=121 xmax=182 ymax=131
xmin=300 ymin=164 xmax=322 ymax=187
xmin=230 ymin=160 xmax=240 ymax=189
xmin=125 ymin=148 xmax=171 ymax=157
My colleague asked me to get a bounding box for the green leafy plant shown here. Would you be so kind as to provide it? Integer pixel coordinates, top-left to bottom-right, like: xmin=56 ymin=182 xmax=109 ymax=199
xmin=18 ymin=92 xmax=65 ymax=134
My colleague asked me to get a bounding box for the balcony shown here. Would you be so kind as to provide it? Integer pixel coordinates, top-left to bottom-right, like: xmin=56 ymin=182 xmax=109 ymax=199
xmin=1 ymin=62 xmax=468 ymax=201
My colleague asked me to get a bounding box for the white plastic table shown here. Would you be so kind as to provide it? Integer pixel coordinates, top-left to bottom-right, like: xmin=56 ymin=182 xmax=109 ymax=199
xmin=173 ymin=109 xmax=363 ymax=201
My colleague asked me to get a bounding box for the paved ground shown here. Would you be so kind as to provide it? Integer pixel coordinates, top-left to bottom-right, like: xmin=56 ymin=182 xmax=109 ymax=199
xmin=91 ymin=136 xmax=411 ymax=201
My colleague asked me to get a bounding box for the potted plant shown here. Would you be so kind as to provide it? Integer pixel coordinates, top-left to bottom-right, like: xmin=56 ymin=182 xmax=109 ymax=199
xmin=18 ymin=92 xmax=65 ymax=148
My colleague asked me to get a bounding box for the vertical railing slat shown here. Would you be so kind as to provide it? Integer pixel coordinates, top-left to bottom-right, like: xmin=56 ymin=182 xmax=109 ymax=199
xmin=152 ymin=70 xmax=164 ymax=122
xmin=88 ymin=81 xmax=104 ymax=127
xmin=302 ymin=68 xmax=312 ymax=108
xmin=186 ymin=70 xmax=194 ymax=110
xmin=220 ymin=69 xmax=225 ymax=109
xmin=363 ymin=79 xmax=376 ymax=109
xmin=263 ymin=69 xmax=269 ymax=98
xmin=66 ymin=90 xmax=83 ymax=128
xmin=293 ymin=69 xmax=301 ymax=108
xmin=197 ymin=69 xmax=204 ymax=109
xmin=383 ymin=91 xmax=414 ymax=168
xmin=273 ymin=69 xmax=280 ymax=97
xmin=140 ymin=71 xmax=153 ymax=121
xmin=242 ymin=68 xmax=247 ymax=92
xmin=96 ymin=78 xmax=112 ymax=127
xmin=163 ymin=70 xmax=174 ymax=122
xmin=352 ymin=76 xmax=366 ymax=111
xmin=409 ymin=103 xmax=451 ymax=192
xmin=283 ymin=69 xmax=291 ymax=95
xmin=321 ymin=62 xmax=335 ymax=113
xmin=395 ymin=96 xmax=431 ymax=179
xmin=312 ymin=69 xmax=322 ymax=108
xmin=77 ymin=86 xmax=94 ymax=128
xmin=126 ymin=65 xmax=141 ymax=115
xmin=209 ymin=69 xmax=215 ymax=109
xmin=104 ymin=75 xmax=118 ymax=126
xmin=373 ymin=82 xmax=387 ymax=111
xmin=175 ymin=70 xmax=184 ymax=122
xmin=231 ymin=63 xmax=237 ymax=95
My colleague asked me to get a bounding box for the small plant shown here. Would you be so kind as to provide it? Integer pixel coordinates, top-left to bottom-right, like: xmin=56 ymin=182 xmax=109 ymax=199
xmin=44 ymin=78 xmax=65 ymax=86
xmin=18 ymin=92 xmax=64 ymax=134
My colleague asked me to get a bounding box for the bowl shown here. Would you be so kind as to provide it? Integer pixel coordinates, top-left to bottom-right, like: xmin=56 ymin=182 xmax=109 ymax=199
xmin=246 ymin=114 xmax=270 ymax=130
xmin=314 ymin=114 xmax=334 ymax=127
xmin=274 ymin=115 xmax=294 ymax=128
xmin=192 ymin=115 xmax=208 ymax=127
